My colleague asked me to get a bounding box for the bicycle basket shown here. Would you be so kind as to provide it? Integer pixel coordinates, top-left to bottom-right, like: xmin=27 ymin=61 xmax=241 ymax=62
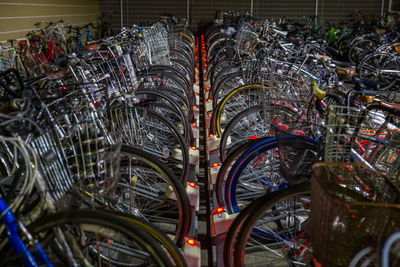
xmin=143 ymin=24 xmax=170 ymax=65
xmin=325 ymin=105 xmax=400 ymax=174
xmin=234 ymin=29 xmax=259 ymax=56
xmin=30 ymin=122 xmax=121 ymax=205
xmin=310 ymin=162 xmax=400 ymax=266
xmin=30 ymin=130 xmax=73 ymax=204
xmin=64 ymin=122 xmax=121 ymax=196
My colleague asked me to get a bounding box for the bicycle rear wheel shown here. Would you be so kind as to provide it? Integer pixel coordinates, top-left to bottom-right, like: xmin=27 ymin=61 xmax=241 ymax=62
xmin=358 ymin=52 xmax=399 ymax=91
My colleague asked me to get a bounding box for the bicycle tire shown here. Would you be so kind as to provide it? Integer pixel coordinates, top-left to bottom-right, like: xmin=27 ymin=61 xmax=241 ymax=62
xmin=107 ymin=210 xmax=187 ymax=267
xmin=229 ymin=183 xmax=311 ymax=267
xmin=2 ymin=209 xmax=174 ymax=266
xmin=224 ymin=136 xmax=321 ymax=213
xmin=135 ymin=90 xmax=193 ymax=144
xmin=358 ymin=52 xmax=399 ymax=91
xmin=215 ymin=137 xmax=271 ymax=208
xmin=212 ymin=84 xmax=269 ymax=137
xmin=117 ymin=144 xmax=191 ymax=247
xmin=219 ymin=104 xmax=297 ymax=162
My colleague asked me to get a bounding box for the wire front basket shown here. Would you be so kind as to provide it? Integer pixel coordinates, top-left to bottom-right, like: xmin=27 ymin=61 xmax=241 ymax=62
xmin=310 ymin=162 xmax=400 ymax=266
xmin=234 ymin=29 xmax=260 ymax=56
xmin=30 ymin=122 xmax=121 ymax=206
xmin=143 ymin=24 xmax=170 ymax=65
xmin=325 ymin=105 xmax=400 ymax=182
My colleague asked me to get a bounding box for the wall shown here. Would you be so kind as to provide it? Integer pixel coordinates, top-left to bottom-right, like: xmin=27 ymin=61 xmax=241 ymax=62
xmin=102 ymin=0 xmax=386 ymax=32
xmin=0 ymin=0 xmax=100 ymax=41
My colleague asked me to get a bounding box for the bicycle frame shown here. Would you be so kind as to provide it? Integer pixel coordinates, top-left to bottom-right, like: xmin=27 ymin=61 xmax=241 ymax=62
xmin=74 ymin=28 xmax=93 ymax=51
xmin=18 ymin=38 xmax=63 ymax=64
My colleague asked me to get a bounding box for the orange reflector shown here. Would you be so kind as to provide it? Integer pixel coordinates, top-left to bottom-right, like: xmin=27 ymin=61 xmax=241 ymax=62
xmin=189 ymin=182 xmax=196 ymax=187
xmin=191 ymin=146 xmax=196 ymax=150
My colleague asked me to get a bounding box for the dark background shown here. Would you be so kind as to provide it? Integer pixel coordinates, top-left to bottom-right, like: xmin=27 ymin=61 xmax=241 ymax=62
xmin=101 ymin=0 xmax=390 ymax=33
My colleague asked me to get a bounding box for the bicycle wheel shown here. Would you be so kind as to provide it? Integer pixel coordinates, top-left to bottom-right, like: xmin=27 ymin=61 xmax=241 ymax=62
xmin=135 ymin=90 xmax=193 ymax=144
xmin=212 ymin=84 xmax=272 ymax=137
xmin=219 ymin=104 xmax=297 ymax=162
xmin=215 ymin=137 xmax=271 ymax=208
xmin=224 ymin=136 xmax=321 ymax=213
xmin=212 ymin=73 xmax=248 ymax=108
xmin=112 ymin=145 xmax=191 ymax=247
xmin=1 ymin=209 xmax=173 ymax=266
xmin=348 ymin=38 xmax=376 ymax=65
xmin=110 ymin=106 xmax=189 ymax=182
xmin=358 ymin=52 xmax=400 ymax=91
xmin=138 ymin=73 xmax=192 ymax=109
xmin=207 ymin=59 xmax=235 ymax=83
xmin=229 ymin=184 xmax=311 ymax=267
xmin=109 ymin=210 xmax=187 ymax=267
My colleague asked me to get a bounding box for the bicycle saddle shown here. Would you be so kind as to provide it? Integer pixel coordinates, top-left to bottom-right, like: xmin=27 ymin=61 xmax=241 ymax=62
xmin=353 ymin=76 xmax=380 ymax=91
xmin=375 ymin=28 xmax=387 ymax=35
xmin=45 ymin=68 xmax=69 ymax=80
xmin=30 ymin=33 xmax=44 ymax=40
xmin=53 ymin=55 xmax=68 ymax=66
xmin=85 ymin=44 xmax=101 ymax=51
xmin=289 ymin=36 xmax=303 ymax=46
xmin=336 ymin=67 xmax=356 ymax=78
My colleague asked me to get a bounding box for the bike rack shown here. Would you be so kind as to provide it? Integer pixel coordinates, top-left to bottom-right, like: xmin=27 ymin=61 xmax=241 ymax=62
xmin=199 ymin=34 xmax=234 ymax=266
xmin=181 ymin=39 xmax=201 ymax=267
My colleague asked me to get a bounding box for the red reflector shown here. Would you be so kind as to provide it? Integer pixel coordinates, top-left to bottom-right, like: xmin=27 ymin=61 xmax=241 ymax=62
xmin=187 ymin=239 xmax=196 ymax=246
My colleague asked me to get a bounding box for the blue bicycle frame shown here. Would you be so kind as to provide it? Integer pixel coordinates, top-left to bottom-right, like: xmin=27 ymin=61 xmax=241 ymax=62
xmin=71 ymin=27 xmax=93 ymax=52
xmin=0 ymin=198 xmax=53 ymax=267
xmin=77 ymin=28 xmax=93 ymax=49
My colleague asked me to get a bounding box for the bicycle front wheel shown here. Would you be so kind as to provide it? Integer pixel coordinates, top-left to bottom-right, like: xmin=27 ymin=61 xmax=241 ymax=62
xmin=1 ymin=209 xmax=174 ymax=266
xmin=231 ymin=184 xmax=312 ymax=267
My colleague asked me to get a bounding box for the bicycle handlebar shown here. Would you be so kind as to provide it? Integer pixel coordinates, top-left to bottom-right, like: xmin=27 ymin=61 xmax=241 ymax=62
xmin=80 ymin=23 xmax=95 ymax=30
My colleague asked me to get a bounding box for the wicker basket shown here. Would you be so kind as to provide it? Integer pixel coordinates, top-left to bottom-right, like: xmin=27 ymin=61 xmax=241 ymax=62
xmin=310 ymin=162 xmax=400 ymax=266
